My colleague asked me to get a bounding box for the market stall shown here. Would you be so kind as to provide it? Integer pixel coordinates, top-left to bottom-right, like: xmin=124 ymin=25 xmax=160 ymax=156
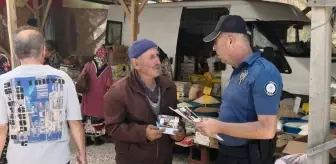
xmin=171 ymin=74 xmax=223 ymax=164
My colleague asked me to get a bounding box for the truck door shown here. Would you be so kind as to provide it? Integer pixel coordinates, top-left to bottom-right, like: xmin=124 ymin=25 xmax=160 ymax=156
xmin=123 ymin=7 xmax=183 ymax=74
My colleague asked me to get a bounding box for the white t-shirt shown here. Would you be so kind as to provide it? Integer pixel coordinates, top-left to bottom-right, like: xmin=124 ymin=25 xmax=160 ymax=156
xmin=0 ymin=65 xmax=82 ymax=164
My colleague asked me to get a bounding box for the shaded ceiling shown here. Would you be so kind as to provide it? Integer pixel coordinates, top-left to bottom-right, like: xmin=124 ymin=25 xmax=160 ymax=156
xmin=82 ymin=0 xmax=310 ymax=11
xmin=0 ymin=0 xmax=63 ymax=9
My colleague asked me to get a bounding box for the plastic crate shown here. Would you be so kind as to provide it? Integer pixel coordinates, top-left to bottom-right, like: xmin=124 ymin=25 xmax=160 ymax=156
xmin=280 ymin=117 xmax=336 ymax=134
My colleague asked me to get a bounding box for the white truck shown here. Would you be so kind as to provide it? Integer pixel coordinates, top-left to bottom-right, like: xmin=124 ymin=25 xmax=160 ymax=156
xmin=105 ymin=0 xmax=336 ymax=102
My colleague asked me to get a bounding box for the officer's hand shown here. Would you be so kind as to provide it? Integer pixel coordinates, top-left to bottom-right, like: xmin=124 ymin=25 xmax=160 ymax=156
xmin=195 ymin=118 xmax=221 ymax=137
xmin=170 ymin=126 xmax=186 ymax=141
xmin=146 ymin=125 xmax=165 ymax=142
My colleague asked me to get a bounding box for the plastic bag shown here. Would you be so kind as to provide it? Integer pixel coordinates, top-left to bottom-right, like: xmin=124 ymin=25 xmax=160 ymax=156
xmin=275 ymin=154 xmax=307 ymax=164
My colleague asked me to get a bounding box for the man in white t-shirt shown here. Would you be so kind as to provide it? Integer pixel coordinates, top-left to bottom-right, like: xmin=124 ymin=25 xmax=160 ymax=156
xmin=0 ymin=26 xmax=86 ymax=164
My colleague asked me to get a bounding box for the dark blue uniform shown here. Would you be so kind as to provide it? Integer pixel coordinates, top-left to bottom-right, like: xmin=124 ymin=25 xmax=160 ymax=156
xmin=202 ymin=14 xmax=283 ymax=164
xmin=218 ymin=51 xmax=283 ymax=146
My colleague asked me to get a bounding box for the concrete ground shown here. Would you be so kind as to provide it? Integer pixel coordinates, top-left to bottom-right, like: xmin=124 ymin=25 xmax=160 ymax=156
xmin=69 ymin=142 xmax=189 ymax=164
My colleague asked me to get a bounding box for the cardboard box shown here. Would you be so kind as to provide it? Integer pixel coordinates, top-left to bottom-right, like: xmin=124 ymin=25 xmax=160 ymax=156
xmin=112 ymin=45 xmax=126 ymax=52
xmin=276 ymin=133 xmax=297 ymax=148
xmin=175 ymin=81 xmax=192 ymax=91
xmin=108 ymin=45 xmax=129 ymax=65
xmin=109 ymin=51 xmax=128 ymax=65
xmin=194 ymin=132 xmax=219 ymax=149
xmin=278 ymin=99 xmax=299 ymax=118
xmin=282 ymin=135 xmax=336 ymax=160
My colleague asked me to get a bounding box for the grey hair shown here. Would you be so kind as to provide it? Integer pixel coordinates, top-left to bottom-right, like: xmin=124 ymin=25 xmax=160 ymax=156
xmin=230 ymin=33 xmax=250 ymax=45
xmin=13 ymin=26 xmax=45 ymax=59
xmin=221 ymin=33 xmax=250 ymax=45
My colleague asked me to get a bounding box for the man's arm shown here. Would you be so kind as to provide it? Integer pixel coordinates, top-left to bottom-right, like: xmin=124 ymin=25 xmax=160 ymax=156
xmin=104 ymin=85 xmax=147 ymax=143
xmin=218 ymin=70 xmax=282 ymax=139
xmin=217 ymin=115 xmax=277 ymax=139
xmin=0 ymin=124 xmax=8 ymax=155
xmin=68 ymin=120 xmax=85 ymax=156
xmin=65 ymin=75 xmax=86 ymax=158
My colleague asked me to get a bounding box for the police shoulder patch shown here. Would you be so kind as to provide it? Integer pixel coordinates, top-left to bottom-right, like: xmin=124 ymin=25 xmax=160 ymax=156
xmin=265 ymin=81 xmax=277 ymax=96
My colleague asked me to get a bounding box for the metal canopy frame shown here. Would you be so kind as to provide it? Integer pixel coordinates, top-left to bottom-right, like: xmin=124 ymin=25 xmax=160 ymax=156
xmin=308 ymin=0 xmax=336 ymax=6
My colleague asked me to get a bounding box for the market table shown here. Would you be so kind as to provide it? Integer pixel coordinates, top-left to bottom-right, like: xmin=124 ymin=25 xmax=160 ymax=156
xmin=175 ymin=136 xmax=219 ymax=164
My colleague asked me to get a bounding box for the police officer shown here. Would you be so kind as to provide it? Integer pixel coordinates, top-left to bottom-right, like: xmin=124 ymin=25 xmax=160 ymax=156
xmin=195 ymin=15 xmax=283 ymax=164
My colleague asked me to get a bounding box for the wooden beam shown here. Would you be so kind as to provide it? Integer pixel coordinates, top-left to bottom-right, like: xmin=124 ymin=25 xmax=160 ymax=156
xmin=130 ymin=0 xmax=138 ymax=43
xmin=25 ymin=3 xmax=36 ymax=15
xmin=307 ymin=6 xmax=333 ymax=164
xmin=37 ymin=4 xmax=43 ymax=10
xmin=118 ymin=0 xmax=131 ymax=17
xmin=41 ymin=0 xmax=53 ymax=30
xmin=138 ymin=0 xmax=148 ymax=15
xmin=302 ymin=7 xmax=312 ymax=14
xmin=33 ymin=0 xmax=41 ymax=28
xmin=6 ymin=0 xmax=20 ymax=68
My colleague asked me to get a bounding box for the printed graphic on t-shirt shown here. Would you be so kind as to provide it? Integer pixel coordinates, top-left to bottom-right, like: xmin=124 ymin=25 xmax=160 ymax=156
xmin=4 ymin=76 xmax=65 ymax=146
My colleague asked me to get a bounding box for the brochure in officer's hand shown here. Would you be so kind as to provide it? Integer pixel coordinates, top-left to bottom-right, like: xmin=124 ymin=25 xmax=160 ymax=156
xmin=156 ymin=115 xmax=180 ymax=135
xmin=169 ymin=106 xmax=224 ymax=142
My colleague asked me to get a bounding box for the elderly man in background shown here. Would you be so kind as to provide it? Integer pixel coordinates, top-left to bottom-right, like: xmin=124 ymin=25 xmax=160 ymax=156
xmin=0 ymin=26 xmax=86 ymax=164
xmin=104 ymin=39 xmax=185 ymax=164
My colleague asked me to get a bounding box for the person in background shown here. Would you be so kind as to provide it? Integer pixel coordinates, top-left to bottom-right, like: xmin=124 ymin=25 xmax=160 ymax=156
xmin=44 ymin=40 xmax=63 ymax=69
xmin=0 ymin=26 xmax=86 ymax=164
xmin=79 ymin=45 xmax=113 ymax=146
xmin=196 ymin=15 xmax=283 ymax=164
xmin=0 ymin=52 xmax=10 ymax=164
xmin=104 ymin=39 xmax=185 ymax=164
xmin=207 ymin=51 xmax=220 ymax=74
xmin=158 ymin=47 xmax=173 ymax=80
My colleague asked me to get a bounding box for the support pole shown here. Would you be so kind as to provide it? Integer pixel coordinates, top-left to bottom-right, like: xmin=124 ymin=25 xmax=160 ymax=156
xmin=33 ymin=0 xmax=41 ymax=28
xmin=307 ymin=6 xmax=332 ymax=164
xmin=6 ymin=0 xmax=20 ymax=68
xmin=118 ymin=0 xmax=131 ymax=17
xmin=41 ymin=0 xmax=53 ymax=30
xmin=119 ymin=0 xmax=148 ymax=44
xmin=138 ymin=0 xmax=148 ymax=15
xmin=130 ymin=0 xmax=138 ymax=43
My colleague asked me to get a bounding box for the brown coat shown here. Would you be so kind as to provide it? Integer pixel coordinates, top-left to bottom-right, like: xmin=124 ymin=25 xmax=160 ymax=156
xmin=104 ymin=71 xmax=179 ymax=164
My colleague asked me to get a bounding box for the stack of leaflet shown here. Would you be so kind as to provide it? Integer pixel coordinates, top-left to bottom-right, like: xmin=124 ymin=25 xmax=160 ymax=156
xmin=169 ymin=106 xmax=223 ymax=141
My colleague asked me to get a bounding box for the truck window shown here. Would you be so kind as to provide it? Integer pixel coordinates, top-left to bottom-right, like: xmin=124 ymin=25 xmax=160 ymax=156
xmin=105 ymin=21 xmax=122 ymax=45
xmin=286 ymin=24 xmax=336 ymax=59
xmin=263 ymin=22 xmax=336 ymax=58
xmin=252 ymin=27 xmax=292 ymax=74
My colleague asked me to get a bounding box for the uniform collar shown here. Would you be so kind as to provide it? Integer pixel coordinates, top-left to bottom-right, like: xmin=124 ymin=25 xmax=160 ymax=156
xmin=236 ymin=51 xmax=261 ymax=69
xmin=244 ymin=51 xmax=261 ymax=65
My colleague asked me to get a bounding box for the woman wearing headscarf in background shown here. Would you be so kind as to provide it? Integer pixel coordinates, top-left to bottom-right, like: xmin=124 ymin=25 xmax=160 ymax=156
xmin=0 ymin=52 xmax=10 ymax=164
xmin=158 ymin=47 xmax=173 ymax=79
xmin=78 ymin=45 xmax=113 ymax=146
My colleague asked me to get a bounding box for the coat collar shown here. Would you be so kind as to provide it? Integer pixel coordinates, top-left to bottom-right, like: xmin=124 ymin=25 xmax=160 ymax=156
xmin=128 ymin=70 xmax=174 ymax=95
